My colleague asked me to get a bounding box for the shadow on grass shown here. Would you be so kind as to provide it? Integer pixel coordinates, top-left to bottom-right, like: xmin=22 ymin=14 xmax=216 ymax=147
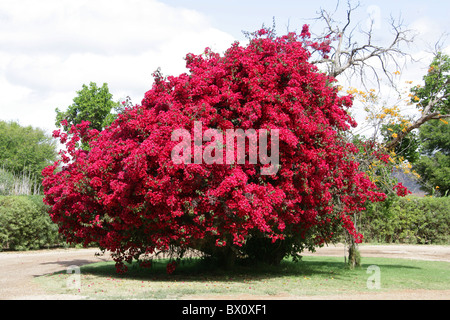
xmin=74 ymin=255 xmax=422 ymax=283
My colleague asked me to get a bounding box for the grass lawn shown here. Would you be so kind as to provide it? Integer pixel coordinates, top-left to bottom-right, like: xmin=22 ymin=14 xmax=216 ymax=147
xmin=34 ymin=255 xmax=450 ymax=300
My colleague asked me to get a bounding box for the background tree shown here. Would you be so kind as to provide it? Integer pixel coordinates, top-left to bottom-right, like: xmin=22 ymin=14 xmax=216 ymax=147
xmin=385 ymin=52 xmax=450 ymax=151
xmin=413 ymin=119 xmax=450 ymax=196
xmin=55 ymin=82 xmax=122 ymax=133
xmin=0 ymin=120 xmax=57 ymax=192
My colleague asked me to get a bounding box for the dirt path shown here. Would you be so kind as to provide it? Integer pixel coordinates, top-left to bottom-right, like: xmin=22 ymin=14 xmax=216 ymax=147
xmin=302 ymin=243 xmax=450 ymax=262
xmin=0 ymin=247 xmax=111 ymax=300
xmin=0 ymin=244 xmax=449 ymax=300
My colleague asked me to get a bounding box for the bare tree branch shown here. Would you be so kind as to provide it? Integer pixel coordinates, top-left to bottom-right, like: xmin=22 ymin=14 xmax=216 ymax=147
xmin=385 ymin=88 xmax=450 ymax=151
xmin=310 ymin=1 xmax=416 ymax=90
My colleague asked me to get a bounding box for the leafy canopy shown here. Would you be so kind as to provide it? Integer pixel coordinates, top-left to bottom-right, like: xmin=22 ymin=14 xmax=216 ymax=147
xmin=414 ymin=119 xmax=450 ymax=196
xmin=0 ymin=120 xmax=57 ymax=182
xmin=411 ymin=52 xmax=450 ymax=117
xmin=55 ymin=82 xmax=121 ymax=133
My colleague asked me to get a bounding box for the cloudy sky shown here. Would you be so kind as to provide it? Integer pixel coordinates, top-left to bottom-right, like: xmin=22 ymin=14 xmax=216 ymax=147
xmin=0 ymin=0 xmax=449 ymax=135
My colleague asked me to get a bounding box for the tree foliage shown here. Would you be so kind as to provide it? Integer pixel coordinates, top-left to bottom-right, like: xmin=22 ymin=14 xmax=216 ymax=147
xmin=385 ymin=52 xmax=450 ymax=151
xmin=55 ymin=82 xmax=121 ymax=133
xmin=414 ymin=119 xmax=450 ymax=196
xmin=0 ymin=120 xmax=57 ymax=185
xmin=381 ymin=122 xmax=420 ymax=164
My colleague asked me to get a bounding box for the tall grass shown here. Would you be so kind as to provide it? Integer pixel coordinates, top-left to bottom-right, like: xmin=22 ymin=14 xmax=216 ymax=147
xmin=0 ymin=167 xmax=41 ymax=195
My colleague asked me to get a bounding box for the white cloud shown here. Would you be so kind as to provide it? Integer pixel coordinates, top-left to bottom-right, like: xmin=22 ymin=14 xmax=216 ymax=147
xmin=0 ymin=0 xmax=236 ymax=133
xmin=409 ymin=17 xmax=441 ymax=42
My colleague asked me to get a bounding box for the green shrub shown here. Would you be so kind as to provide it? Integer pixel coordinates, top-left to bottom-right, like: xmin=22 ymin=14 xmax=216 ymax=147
xmin=360 ymin=196 xmax=450 ymax=244
xmin=0 ymin=195 xmax=62 ymax=250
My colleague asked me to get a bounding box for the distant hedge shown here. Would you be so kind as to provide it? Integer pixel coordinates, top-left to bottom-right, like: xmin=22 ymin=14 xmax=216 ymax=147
xmin=0 ymin=195 xmax=63 ymax=250
xmin=360 ymin=196 xmax=450 ymax=244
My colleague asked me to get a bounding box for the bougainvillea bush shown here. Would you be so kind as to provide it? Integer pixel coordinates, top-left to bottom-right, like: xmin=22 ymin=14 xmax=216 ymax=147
xmin=43 ymin=27 xmax=387 ymax=273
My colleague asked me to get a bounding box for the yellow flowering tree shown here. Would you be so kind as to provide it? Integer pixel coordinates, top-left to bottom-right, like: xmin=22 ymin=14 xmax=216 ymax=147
xmin=343 ymin=85 xmax=419 ymax=192
xmin=342 ymin=52 xmax=450 ymax=193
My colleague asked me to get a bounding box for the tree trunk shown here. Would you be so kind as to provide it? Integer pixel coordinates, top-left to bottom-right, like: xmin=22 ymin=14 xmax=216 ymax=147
xmin=243 ymin=235 xmax=288 ymax=266
xmin=347 ymin=237 xmax=361 ymax=269
xmin=215 ymin=246 xmax=237 ymax=269
xmin=190 ymin=238 xmax=238 ymax=269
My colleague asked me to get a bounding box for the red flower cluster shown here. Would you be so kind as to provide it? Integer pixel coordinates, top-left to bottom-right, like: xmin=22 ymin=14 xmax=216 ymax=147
xmin=139 ymin=259 xmax=153 ymax=269
xmin=166 ymin=261 xmax=177 ymax=274
xmin=393 ymin=182 xmax=411 ymax=197
xmin=42 ymin=27 xmax=386 ymax=272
